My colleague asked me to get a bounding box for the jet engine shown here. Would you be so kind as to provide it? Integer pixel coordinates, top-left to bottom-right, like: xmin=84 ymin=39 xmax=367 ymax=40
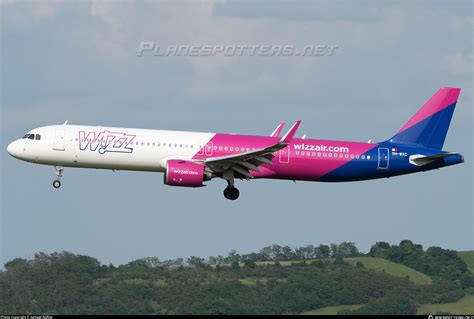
xmin=164 ymin=159 xmax=210 ymax=187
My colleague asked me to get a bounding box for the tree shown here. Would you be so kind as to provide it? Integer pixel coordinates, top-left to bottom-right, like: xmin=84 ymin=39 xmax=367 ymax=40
xmin=421 ymin=246 xmax=469 ymax=280
xmin=226 ymin=250 xmax=241 ymax=263
xmin=338 ymin=242 xmax=360 ymax=257
xmin=187 ymin=256 xmax=206 ymax=268
xmin=243 ymin=259 xmax=256 ymax=269
xmin=348 ymin=295 xmax=417 ymax=315
xmin=231 ymin=261 xmax=240 ymax=271
xmin=316 ymin=245 xmax=331 ymax=259
xmin=368 ymin=241 xmax=391 ymax=258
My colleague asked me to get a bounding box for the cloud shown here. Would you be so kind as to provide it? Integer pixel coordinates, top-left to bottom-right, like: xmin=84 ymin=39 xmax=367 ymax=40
xmin=443 ymin=53 xmax=474 ymax=76
xmin=1 ymin=0 xmax=63 ymax=22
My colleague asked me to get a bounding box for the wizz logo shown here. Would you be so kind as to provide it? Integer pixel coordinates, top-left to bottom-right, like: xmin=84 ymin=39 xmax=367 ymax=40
xmin=79 ymin=130 xmax=136 ymax=154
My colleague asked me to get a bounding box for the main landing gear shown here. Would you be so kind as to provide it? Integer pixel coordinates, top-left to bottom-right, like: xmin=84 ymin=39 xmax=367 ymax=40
xmin=224 ymin=185 xmax=240 ymax=200
xmin=53 ymin=166 xmax=64 ymax=189
xmin=222 ymin=170 xmax=240 ymax=200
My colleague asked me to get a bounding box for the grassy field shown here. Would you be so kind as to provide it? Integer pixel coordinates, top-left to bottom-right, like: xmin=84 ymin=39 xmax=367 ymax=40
xmin=253 ymin=257 xmax=431 ymax=285
xmin=458 ymin=251 xmax=474 ymax=272
xmin=300 ymin=295 xmax=474 ymax=315
xmin=417 ymin=294 xmax=474 ymax=315
xmin=300 ymin=304 xmax=363 ymax=315
xmin=343 ymin=257 xmax=432 ymax=285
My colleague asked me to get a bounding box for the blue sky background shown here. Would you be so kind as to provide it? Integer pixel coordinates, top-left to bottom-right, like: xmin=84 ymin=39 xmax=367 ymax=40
xmin=1 ymin=0 xmax=472 ymax=266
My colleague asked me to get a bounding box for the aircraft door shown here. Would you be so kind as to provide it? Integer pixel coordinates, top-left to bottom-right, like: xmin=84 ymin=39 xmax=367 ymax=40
xmin=53 ymin=128 xmax=66 ymax=151
xmin=378 ymin=148 xmax=389 ymax=169
xmin=205 ymin=142 xmax=213 ymax=156
xmin=279 ymin=146 xmax=290 ymax=163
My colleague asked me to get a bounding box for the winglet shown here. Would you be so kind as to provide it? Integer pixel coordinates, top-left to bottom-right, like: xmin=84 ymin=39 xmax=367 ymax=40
xmin=270 ymin=122 xmax=285 ymax=137
xmin=280 ymin=120 xmax=301 ymax=144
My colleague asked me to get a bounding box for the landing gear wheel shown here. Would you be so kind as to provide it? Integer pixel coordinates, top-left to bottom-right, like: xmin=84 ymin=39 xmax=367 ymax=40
xmin=53 ymin=180 xmax=61 ymax=189
xmin=224 ymin=186 xmax=240 ymax=200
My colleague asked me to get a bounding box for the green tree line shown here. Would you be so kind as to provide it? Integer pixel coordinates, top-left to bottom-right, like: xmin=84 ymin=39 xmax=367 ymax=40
xmin=0 ymin=240 xmax=471 ymax=315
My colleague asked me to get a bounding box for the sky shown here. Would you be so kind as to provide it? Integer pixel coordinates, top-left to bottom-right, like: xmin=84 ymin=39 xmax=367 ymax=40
xmin=1 ymin=0 xmax=472 ymax=266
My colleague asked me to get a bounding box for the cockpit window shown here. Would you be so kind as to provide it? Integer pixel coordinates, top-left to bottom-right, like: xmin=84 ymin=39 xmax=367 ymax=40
xmin=22 ymin=133 xmax=40 ymax=140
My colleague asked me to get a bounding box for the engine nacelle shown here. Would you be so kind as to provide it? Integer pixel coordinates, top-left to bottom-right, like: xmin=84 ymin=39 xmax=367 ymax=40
xmin=164 ymin=160 xmax=207 ymax=187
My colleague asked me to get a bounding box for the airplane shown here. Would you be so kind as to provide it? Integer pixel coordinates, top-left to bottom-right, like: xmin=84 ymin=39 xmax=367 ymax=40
xmin=6 ymin=87 xmax=464 ymax=200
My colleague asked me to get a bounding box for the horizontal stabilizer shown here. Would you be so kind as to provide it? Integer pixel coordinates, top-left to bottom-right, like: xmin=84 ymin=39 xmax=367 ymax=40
xmin=409 ymin=152 xmax=459 ymax=166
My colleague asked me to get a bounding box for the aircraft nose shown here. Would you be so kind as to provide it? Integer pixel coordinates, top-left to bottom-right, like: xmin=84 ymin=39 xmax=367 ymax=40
xmin=7 ymin=140 xmax=19 ymax=157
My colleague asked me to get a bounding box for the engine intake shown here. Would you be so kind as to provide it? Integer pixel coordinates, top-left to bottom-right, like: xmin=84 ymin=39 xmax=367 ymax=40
xmin=164 ymin=160 xmax=207 ymax=187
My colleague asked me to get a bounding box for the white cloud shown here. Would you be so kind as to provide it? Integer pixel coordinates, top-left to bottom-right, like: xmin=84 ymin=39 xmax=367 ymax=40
xmin=443 ymin=53 xmax=474 ymax=76
xmin=0 ymin=0 xmax=17 ymax=6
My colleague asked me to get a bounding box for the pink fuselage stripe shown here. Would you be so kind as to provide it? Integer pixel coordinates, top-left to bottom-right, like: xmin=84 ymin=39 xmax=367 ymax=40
xmin=192 ymin=134 xmax=377 ymax=180
xmin=397 ymin=88 xmax=460 ymax=133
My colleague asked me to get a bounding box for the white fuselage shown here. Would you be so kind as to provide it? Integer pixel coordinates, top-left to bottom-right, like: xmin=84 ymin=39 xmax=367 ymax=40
xmin=7 ymin=125 xmax=215 ymax=172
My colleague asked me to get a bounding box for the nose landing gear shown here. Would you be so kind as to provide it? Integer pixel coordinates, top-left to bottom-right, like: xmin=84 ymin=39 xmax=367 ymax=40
xmin=53 ymin=166 xmax=64 ymax=189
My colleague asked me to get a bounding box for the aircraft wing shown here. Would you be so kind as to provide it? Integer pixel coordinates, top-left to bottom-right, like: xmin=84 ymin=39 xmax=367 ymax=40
xmin=199 ymin=120 xmax=301 ymax=178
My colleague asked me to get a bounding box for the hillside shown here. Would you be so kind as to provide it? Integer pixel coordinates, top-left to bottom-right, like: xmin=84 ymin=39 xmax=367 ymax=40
xmin=344 ymin=257 xmax=432 ymax=285
xmin=301 ymin=295 xmax=474 ymax=316
xmin=301 ymin=304 xmax=363 ymax=315
xmin=458 ymin=251 xmax=474 ymax=272
xmin=417 ymin=294 xmax=474 ymax=315
xmin=1 ymin=241 xmax=471 ymax=315
xmin=253 ymin=257 xmax=431 ymax=285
